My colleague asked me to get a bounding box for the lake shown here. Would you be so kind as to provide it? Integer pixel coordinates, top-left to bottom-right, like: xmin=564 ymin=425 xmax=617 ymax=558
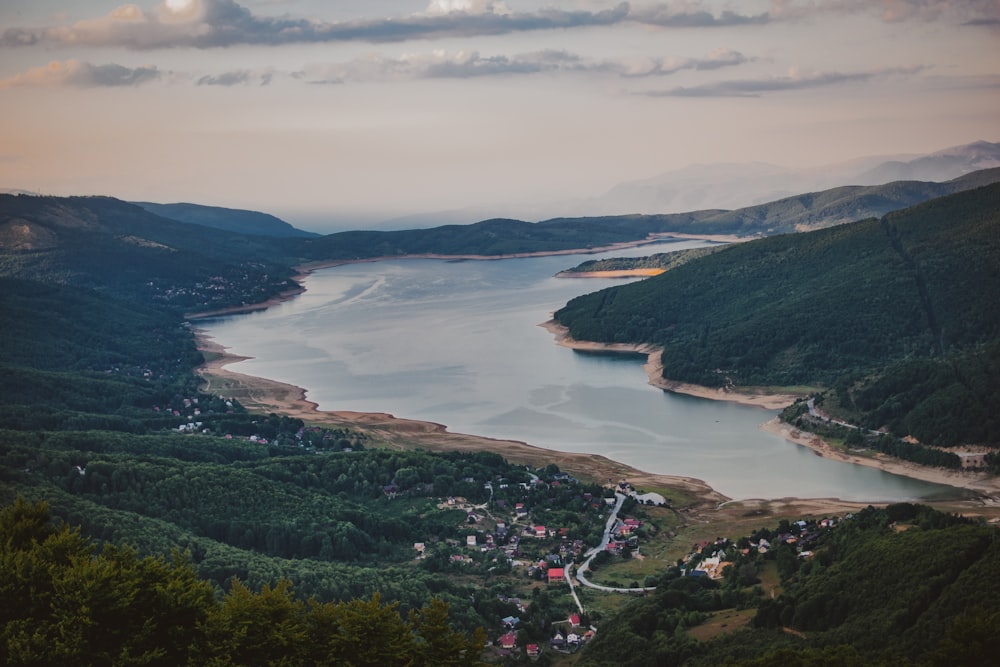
xmin=198 ymin=241 xmax=962 ymax=502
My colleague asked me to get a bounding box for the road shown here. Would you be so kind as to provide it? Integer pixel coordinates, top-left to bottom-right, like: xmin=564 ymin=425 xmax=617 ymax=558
xmin=571 ymin=492 xmax=657 ymax=597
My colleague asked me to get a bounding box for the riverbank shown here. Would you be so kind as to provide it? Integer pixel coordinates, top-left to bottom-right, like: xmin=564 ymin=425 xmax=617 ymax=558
xmin=540 ymin=319 xmax=1000 ymax=506
xmin=540 ymin=320 xmax=801 ymax=410
xmin=185 ymin=233 xmax=739 ymax=320
xmin=193 ymin=329 xmax=730 ymax=512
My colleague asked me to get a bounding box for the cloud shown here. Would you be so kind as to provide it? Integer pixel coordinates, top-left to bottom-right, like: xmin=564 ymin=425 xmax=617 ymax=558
xmin=196 ymin=68 xmax=272 ymax=85
xmin=424 ymin=0 xmax=511 ymax=15
xmin=0 ymin=60 xmax=161 ymax=89
xmin=767 ymin=0 xmax=1000 ymax=25
xmin=630 ymin=4 xmax=769 ymax=27
xmin=0 ymin=0 xmax=631 ymax=50
xmin=297 ymin=47 xmax=749 ymax=84
xmin=646 ymin=65 xmax=929 ymax=97
xmin=6 ymin=1 xmax=992 ymax=51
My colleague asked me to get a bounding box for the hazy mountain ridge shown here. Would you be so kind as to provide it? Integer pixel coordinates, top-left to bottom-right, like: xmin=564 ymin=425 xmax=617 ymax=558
xmin=693 ymin=167 xmax=1000 ymax=234
xmin=581 ymin=140 xmax=1000 ymax=217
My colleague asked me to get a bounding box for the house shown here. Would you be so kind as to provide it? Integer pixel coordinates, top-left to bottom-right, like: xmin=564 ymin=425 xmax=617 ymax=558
xmin=499 ymin=632 xmax=517 ymax=650
xmin=534 ymin=525 xmax=547 ymax=538
xmin=526 ymin=643 xmax=540 ymax=658
xmin=547 ymin=567 xmax=565 ymax=583
xmin=550 ymin=633 xmax=567 ymax=650
xmin=502 ymin=615 xmax=520 ymax=628
xmin=413 ymin=542 xmax=425 ymax=554
xmin=569 ymin=613 xmax=581 ymax=627
xmin=467 ymin=535 xmax=477 ymax=547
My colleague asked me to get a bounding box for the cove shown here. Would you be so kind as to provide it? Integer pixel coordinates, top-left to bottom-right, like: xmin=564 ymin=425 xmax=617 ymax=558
xmin=197 ymin=241 xmax=962 ymax=502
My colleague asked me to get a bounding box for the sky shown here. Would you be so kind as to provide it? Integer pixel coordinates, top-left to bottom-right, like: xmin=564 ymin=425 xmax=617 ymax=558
xmin=0 ymin=0 xmax=998 ymax=230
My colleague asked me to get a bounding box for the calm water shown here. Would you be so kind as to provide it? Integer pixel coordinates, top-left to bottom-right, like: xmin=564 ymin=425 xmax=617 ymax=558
xmin=198 ymin=241 xmax=962 ymax=502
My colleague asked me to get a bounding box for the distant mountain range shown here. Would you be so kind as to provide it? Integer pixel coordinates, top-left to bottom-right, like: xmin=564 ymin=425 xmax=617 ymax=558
xmin=3 ymin=167 xmax=1000 ymax=310
xmin=580 ymin=140 xmax=1000 ymax=217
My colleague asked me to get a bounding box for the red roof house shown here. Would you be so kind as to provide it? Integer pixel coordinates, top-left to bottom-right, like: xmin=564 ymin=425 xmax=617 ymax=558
xmin=547 ymin=567 xmax=565 ymax=583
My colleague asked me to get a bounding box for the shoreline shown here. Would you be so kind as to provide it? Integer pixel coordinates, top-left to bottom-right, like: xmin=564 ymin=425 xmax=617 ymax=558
xmin=185 ymin=232 xmax=740 ymax=320
xmin=192 ymin=329 xmax=730 ymax=511
xmin=189 ymin=247 xmax=1000 ymax=517
xmin=540 ymin=319 xmax=801 ymax=410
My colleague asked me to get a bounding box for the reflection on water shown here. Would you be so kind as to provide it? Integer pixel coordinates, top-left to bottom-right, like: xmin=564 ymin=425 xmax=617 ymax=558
xmin=199 ymin=242 xmax=965 ymax=502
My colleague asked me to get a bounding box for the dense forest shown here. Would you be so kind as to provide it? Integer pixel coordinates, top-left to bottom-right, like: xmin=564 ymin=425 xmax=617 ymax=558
xmin=0 ymin=498 xmax=485 ymax=666
xmin=555 ymin=183 xmax=1000 ymax=448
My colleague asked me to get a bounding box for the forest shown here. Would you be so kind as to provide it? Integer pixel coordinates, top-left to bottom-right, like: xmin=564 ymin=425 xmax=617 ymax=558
xmin=555 ymin=183 xmax=1000 ymax=448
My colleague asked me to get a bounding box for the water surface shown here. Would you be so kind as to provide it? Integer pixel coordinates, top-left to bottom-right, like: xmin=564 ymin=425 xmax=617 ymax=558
xmin=199 ymin=242 xmax=961 ymax=502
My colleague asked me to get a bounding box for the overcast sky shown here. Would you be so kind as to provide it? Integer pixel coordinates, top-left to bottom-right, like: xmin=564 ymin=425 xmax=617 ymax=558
xmin=1 ymin=1 xmax=998 ymax=229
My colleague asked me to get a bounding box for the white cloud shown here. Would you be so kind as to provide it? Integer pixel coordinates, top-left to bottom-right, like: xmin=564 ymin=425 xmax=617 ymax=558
xmin=424 ymin=0 xmax=510 ymax=15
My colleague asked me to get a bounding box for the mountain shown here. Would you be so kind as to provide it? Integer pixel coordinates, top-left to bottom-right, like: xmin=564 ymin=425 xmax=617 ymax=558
xmin=555 ymin=182 xmax=1000 ymax=447
xmin=134 ymin=201 xmax=319 ymax=238
xmin=5 ymin=169 xmax=1000 ymax=310
xmin=858 ymin=140 xmax=1000 ymax=184
xmin=584 ymin=140 xmax=1000 ymax=216
xmin=692 ymin=167 xmax=1000 ymax=234
xmin=0 ymin=195 xmax=299 ymax=311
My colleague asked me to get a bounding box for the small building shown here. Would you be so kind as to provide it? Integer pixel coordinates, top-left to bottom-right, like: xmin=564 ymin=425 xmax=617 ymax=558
xmin=526 ymin=643 xmax=540 ymax=658
xmin=547 ymin=567 xmax=565 ymax=583
xmin=499 ymin=631 xmax=518 ymax=650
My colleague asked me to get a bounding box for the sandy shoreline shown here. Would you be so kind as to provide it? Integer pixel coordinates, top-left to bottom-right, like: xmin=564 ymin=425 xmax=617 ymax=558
xmin=541 ymin=319 xmax=1000 ymax=502
xmin=193 ymin=328 xmax=729 ymax=510
xmin=540 ymin=320 xmax=801 ymax=410
xmin=188 ymin=246 xmax=1000 ymax=519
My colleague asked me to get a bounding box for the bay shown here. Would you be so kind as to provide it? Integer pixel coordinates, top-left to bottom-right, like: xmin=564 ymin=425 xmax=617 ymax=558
xmin=198 ymin=241 xmax=961 ymax=502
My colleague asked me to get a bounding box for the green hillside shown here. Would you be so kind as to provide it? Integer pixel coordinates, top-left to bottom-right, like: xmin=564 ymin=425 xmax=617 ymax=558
xmin=0 ymin=195 xmax=299 ymax=312
xmin=555 ymin=183 xmax=1000 ymax=447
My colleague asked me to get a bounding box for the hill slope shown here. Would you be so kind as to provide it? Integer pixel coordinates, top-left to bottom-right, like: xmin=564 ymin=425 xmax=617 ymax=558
xmin=0 ymin=195 xmax=299 ymax=311
xmin=555 ymin=183 xmax=1000 ymax=446
xmin=135 ymin=201 xmax=319 ymax=238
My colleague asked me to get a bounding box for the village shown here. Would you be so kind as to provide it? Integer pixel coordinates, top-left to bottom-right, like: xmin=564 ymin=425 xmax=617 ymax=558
xmin=409 ymin=469 xmax=846 ymax=661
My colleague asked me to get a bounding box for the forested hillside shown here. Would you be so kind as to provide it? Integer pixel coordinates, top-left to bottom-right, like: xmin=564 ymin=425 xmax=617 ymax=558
xmin=555 ymin=183 xmax=1000 ymax=447
xmin=0 ymin=195 xmax=300 ymax=312
xmin=0 ymin=498 xmax=485 ymax=666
